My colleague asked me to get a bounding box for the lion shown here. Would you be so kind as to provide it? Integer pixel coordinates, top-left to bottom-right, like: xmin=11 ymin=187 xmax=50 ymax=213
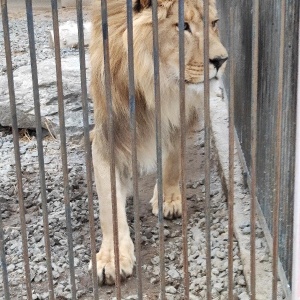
xmin=89 ymin=0 xmax=228 ymax=285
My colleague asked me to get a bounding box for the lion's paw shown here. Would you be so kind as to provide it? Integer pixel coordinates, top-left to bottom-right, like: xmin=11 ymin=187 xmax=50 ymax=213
xmin=150 ymin=185 xmax=182 ymax=219
xmin=89 ymin=236 xmax=135 ymax=285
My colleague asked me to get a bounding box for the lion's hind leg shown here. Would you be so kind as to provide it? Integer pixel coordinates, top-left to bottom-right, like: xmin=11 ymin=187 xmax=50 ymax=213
xmin=91 ymin=142 xmax=135 ymax=285
xmin=150 ymin=148 xmax=182 ymax=219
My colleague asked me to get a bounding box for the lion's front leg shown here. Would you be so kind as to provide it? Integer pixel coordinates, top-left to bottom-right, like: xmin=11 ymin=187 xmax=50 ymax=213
xmin=90 ymin=143 xmax=135 ymax=285
xmin=150 ymin=147 xmax=182 ymax=219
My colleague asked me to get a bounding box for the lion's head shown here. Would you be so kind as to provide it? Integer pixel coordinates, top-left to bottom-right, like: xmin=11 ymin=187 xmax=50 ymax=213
xmin=91 ymin=0 xmax=228 ymax=117
xmin=130 ymin=0 xmax=228 ymax=87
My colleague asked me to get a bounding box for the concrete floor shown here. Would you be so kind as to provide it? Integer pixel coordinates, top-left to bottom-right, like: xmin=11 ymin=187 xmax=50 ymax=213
xmin=5 ymin=0 xmax=91 ymax=10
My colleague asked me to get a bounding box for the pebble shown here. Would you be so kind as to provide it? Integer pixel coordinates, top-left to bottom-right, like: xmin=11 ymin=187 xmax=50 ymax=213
xmin=216 ymin=250 xmax=226 ymax=259
xmin=242 ymin=227 xmax=251 ymax=235
xmin=239 ymin=291 xmax=250 ymax=300
xmin=167 ymin=268 xmax=181 ymax=279
xmin=166 ymin=286 xmax=177 ymax=294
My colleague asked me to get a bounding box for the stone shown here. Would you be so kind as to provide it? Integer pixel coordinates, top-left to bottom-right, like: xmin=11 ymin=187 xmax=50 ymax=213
xmin=242 ymin=227 xmax=251 ymax=235
xmin=125 ymin=295 xmax=138 ymax=300
xmin=166 ymin=286 xmax=177 ymax=294
xmin=216 ymin=250 xmax=226 ymax=259
xmin=239 ymin=292 xmax=250 ymax=300
xmin=0 ymin=55 xmax=93 ymax=141
xmin=49 ymin=21 xmax=91 ymax=49
xmin=167 ymin=268 xmax=181 ymax=279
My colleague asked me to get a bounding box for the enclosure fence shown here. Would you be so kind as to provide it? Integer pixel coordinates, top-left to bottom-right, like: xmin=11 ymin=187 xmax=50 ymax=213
xmin=0 ymin=0 xmax=298 ymax=299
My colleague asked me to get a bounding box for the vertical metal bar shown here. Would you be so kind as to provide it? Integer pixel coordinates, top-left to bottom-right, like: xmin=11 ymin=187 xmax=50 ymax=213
xmin=178 ymin=0 xmax=189 ymax=299
xmin=151 ymin=1 xmax=165 ymax=298
xmin=228 ymin=8 xmax=235 ymax=300
xmin=126 ymin=1 xmax=143 ymax=298
xmin=100 ymin=0 xmax=121 ymax=298
xmin=0 ymin=203 xmax=10 ymax=300
xmin=25 ymin=1 xmax=55 ymax=299
xmin=203 ymin=0 xmax=211 ymax=299
xmin=292 ymin=16 xmax=300 ymax=300
xmin=1 ymin=0 xmax=33 ymax=299
xmin=1 ymin=0 xmax=32 ymax=300
xmin=50 ymin=1 xmax=77 ymax=298
xmin=272 ymin=0 xmax=286 ymax=298
xmin=250 ymin=0 xmax=259 ymax=299
xmin=0 ymin=5 xmax=10 ymax=300
xmin=75 ymin=1 xmax=99 ymax=298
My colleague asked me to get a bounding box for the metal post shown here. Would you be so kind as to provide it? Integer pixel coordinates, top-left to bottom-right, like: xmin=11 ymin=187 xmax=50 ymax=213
xmin=75 ymin=0 xmax=99 ymax=298
xmin=126 ymin=0 xmax=143 ymax=298
xmin=250 ymin=0 xmax=259 ymax=299
xmin=1 ymin=0 xmax=33 ymax=298
xmin=228 ymin=8 xmax=235 ymax=300
xmin=292 ymin=14 xmax=300 ymax=300
xmin=25 ymin=0 xmax=55 ymax=298
xmin=151 ymin=1 xmax=166 ymax=298
xmin=272 ymin=0 xmax=286 ymax=298
xmin=100 ymin=0 xmax=122 ymax=298
xmin=203 ymin=0 xmax=212 ymax=299
xmin=178 ymin=0 xmax=189 ymax=299
xmin=50 ymin=0 xmax=77 ymax=298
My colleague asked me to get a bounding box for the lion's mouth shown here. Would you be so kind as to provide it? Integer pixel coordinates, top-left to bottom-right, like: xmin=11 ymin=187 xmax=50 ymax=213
xmin=184 ymin=76 xmax=218 ymax=85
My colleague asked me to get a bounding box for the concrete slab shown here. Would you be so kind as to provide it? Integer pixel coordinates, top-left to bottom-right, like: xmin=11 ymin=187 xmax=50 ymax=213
xmin=6 ymin=0 xmax=61 ymax=9
xmin=49 ymin=21 xmax=91 ymax=49
xmin=210 ymin=82 xmax=286 ymax=299
xmin=5 ymin=0 xmax=91 ymax=9
xmin=61 ymin=0 xmax=91 ymax=7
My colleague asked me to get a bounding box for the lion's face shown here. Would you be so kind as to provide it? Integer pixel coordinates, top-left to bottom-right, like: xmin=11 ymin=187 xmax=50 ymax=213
xmin=132 ymin=0 xmax=228 ymax=87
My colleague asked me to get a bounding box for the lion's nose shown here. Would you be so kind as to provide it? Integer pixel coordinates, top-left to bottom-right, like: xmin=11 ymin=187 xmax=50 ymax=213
xmin=209 ymin=57 xmax=228 ymax=71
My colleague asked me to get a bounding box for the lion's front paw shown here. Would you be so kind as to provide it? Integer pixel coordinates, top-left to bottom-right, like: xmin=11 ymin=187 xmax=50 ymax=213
xmin=89 ymin=236 xmax=135 ymax=285
xmin=150 ymin=185 xmax=182 ymax=219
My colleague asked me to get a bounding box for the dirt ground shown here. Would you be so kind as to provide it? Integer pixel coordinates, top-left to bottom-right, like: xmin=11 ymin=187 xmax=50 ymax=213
xmin=0 ymin=123 xmax=249 ymax=299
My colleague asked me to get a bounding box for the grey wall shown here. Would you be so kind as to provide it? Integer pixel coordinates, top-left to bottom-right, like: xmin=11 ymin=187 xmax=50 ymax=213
xmin=217 ymin=0 xmax=299 ymax=287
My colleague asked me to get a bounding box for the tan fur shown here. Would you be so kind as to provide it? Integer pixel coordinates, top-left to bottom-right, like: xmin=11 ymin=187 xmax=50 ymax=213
xmin=89 ymin=0 xmax=228 ymax=284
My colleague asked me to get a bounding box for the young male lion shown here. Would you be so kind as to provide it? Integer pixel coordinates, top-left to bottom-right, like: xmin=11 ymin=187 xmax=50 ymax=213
xmin=89 ymin=0 xmax=228 ymax=285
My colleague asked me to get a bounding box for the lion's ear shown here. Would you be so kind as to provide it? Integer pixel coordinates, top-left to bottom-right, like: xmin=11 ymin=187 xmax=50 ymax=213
xmin=133 ymin=0 xmax=151 ymax=12
xmin=134 ymin=0 xmax=174 ymax=13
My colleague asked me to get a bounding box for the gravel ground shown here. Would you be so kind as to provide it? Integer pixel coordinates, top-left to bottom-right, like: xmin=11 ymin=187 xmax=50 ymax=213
xmin=0 ymin=125 xmax=252 ymax=299
xmin=0 ymin=6 xmax=258 ymax=300
xmin=0 ymin=8 xmax=88 ymax=76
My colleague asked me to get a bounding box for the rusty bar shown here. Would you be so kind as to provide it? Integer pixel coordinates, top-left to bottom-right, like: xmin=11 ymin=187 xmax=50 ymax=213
xmin=100 ymin=0 xmax=122 ymax=298
xmin=0 ymin=4 xmax=10 ymax=300
xmin=178 ymin=0 xmax=189 ymax=299
xmin=272 ymin=0 xmax=286 ymax=298
xmin=25 ymin=1 xmax=55 ymax=299
xmin=203 ymin=0 xmax=211 ymax=299
xmin=125 ymin=0 xmax=143 ymax=298
xmin=50 ymin=1 xmax=77 ymax=298
xmin=151 ymin=0 xmax=166 ymax=298
xmin=292 ymin=16 xmax=300 ymax=300
xmin=0 ymin=202 xmax=10 ymax=300
xmin=1 ymin=0 xmax=33 ymax=299
xmin=250 ymin=0 xmax=259 ymax=299
xmin=228 ymin=8 xmax=235 ymax=300
xmin=75 ymin=0 xmax=99 ymax=298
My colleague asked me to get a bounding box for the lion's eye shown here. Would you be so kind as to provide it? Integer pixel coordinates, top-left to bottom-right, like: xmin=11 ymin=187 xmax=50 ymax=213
xmin=184 ymin=22 xmax=191 ymax=32
xmin=176 ymin=22 xmax=192 ymax=33
xmin=212 ymin=19 xmax=219 ymax=28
